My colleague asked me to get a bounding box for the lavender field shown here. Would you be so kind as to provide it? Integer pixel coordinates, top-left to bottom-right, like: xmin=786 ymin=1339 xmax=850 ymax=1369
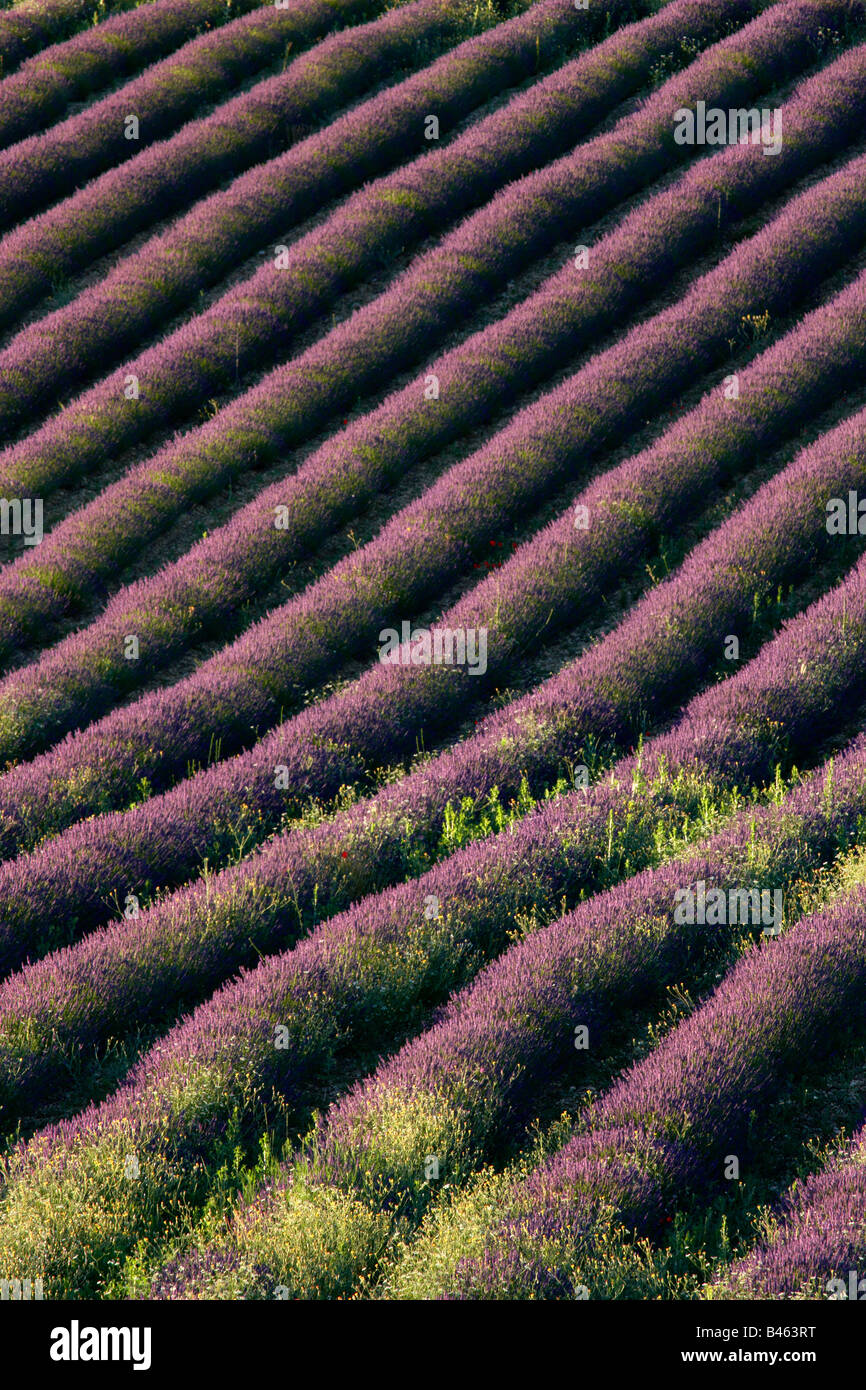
xmin=1 ymin=0 xmax=866 ymax=1310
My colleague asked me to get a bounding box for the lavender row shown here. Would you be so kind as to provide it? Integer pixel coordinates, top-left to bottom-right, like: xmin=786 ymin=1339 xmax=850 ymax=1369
xmin=419 ymin=877 xmax=866 ymax=1300
xmin=710 ymin=1125 xmax=866 ymax=1299
xmin=0 ymin=0 xmax=270 ymax=147
xmin=1 ymin=294 xmax=865 ymax=985
xmin=0 ymin=141 xmax=862 ymax=872
xmin=0 ymin=0 xmax=745 ymax=486
xmin=3 ymin=39 xmax=862 ymax=769
xmin=0 ymin=0 xmax=145 ymax=75
xmin=6 ymin=465 xmax=866 ymax=1132
xmin=0 ymin=0 xmax=380 ymax=233
xmin=0 ymin=0 xmax=628 ymax=340
xmin=6 ymin=645 xmax=866 ymax=1297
